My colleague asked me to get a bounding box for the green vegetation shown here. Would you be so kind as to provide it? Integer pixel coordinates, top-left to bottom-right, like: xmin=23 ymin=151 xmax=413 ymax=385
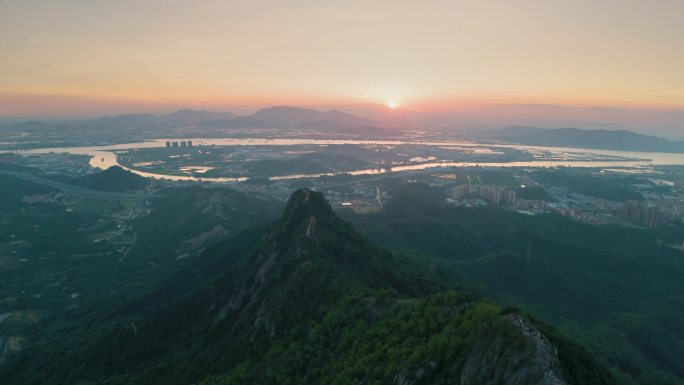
xmin=0 ymin=168 xmax=281 ymax=373
xmin=469 ymin=169 xmax=518 ymax=186
xmin=72 ymin=166 xmax=149 ymax=191
xmin=1 ymin=188 xmax=615 ymax=385
xmin=202 ymin=293 xmax=611 ymax=385
xmin=516 ymin=185 xmax=555 ymax=201
xmin=534 ymin=171 xmax=644 ymax=201
xmin=341 ymin=183 xmax=684 ymax=385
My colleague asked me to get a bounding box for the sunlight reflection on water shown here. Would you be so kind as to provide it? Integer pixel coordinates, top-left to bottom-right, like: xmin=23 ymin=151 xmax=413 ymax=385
xmin=13 ymin=137 xmax=684 ymax=182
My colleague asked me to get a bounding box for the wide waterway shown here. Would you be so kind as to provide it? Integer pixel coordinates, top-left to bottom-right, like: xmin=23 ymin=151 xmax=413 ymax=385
xmin=10 ymin=138 xmax=684 ymax=182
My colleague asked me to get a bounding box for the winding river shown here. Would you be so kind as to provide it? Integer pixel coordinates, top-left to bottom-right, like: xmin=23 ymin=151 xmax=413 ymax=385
xmin=11 ymin=137 xmax=684 ymax=182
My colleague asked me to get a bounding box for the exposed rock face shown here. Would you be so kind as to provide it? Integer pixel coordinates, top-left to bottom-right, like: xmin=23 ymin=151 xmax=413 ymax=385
xmin=207 ymin=188 xmax=380 ymax=340
xmin=1 ymin=188 xmax=617 ymax=385
xmin=460 ymin=315 xmax=567 ymax=385
xmin=393 ymin=361 xmax=439 ymax=385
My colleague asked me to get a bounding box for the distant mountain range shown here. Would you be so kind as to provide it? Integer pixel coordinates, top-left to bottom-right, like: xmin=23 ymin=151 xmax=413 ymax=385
xmin=492 ymin=126 xmax=684 ymax=153
xmin=90 ymin=113 xmax=160 ymax=128
xmin=8 ymin=108 xmax=683 ymax=153
xmin=161 ymin=109 xmax=238 ymax=124
xmin=196 ymin=116 xmax=267 ymax=129
xmin=83 ymin=106 xmax=375 ymax=131
xmin=252 ymin=106 xmax=373 ymax=127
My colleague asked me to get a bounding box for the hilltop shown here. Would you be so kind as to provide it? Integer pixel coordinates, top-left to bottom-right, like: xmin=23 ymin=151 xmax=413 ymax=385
xmin=2 ymin=189 xmax=615 ymax=385
xmin=73 ymin=166 xmax=149 ymax=192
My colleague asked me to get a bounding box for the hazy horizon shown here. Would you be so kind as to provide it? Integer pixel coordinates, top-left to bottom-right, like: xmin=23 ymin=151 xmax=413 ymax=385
xmin=2 ymin=0 xmax=683 ymax=135
xmin=2 ymin=101 xmax=683 ymax=139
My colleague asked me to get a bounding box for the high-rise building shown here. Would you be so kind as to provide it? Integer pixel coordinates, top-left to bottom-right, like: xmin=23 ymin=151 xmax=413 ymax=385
xmin=451 ymin=184 xmax=469 ymax=199
xmin=489 ymin=189 xmax=501 ymax=204
xmin=458 ymin=184 xmax=516 ymax=206
xmin=622 ymin=201 xmax=661 ymax=228
xmin=642 ymin=206 xmax=660 ymax=228
xmin=503 ymin=190 xmax=517 ymax=205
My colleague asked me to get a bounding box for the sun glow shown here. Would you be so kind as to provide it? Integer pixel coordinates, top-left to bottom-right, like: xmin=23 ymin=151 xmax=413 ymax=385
xmin=387 ymin=100 xmax=399 ymax=109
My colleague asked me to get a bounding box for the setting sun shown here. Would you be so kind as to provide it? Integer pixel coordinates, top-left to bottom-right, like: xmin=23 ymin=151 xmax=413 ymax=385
xmin=387 ymin=101 xmax=399 ymax=109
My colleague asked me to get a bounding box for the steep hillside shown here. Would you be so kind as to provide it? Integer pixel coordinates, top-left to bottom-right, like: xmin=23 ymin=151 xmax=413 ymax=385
xmin=2 ymin=189 xmax=616 ymax=385
xmin=340 ymin=185 xmax=684 ymax=385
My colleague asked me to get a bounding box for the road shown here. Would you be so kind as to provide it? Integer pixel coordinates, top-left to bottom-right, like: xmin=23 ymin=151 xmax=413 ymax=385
xmin=375 ymin=185 xmax=383 ymax=208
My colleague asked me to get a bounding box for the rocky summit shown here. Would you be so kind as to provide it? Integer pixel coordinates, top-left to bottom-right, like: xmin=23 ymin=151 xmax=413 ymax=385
xmin=3 ymin=189 xmax=616 ymax=385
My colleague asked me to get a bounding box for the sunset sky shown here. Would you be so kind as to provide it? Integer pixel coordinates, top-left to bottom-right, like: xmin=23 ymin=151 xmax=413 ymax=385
xmin=1 ymin=0 xmax=683 ymax=125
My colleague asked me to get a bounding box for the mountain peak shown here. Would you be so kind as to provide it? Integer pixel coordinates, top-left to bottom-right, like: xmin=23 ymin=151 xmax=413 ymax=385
xmin=283 ymin=188 xmax=334 ymax=220
xmin=270 ymin=188 xmax=339 ymax=248
xmin=251 ymin=188 xmax=410 ymax=291
xmin=287 ymin=187 xmax=317 ymax=205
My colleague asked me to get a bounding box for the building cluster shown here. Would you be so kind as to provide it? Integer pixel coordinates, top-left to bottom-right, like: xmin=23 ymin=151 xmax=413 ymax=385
xmin=450 ymin=184 xmax=516 ymax=205
xmin=621 ymin=201 xmax=661 ymax=228
xmin=165 ymin=141 xmax=193 ymax=148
